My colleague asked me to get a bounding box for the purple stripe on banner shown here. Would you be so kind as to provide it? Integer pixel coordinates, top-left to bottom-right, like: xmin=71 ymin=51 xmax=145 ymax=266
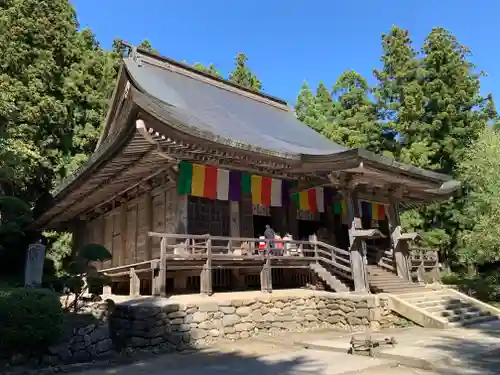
xmin=324 ymin=187 xmax=333 ymax=205
xmin=282 ymin=180 xmax=291 ymax=207
xmin=229 ymin=171 xmax=242 ymax=201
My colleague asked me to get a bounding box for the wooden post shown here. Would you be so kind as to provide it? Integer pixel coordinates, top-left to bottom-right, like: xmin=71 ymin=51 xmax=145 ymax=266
xmin=129 ymin=268 xmax=140 ymax=296
xmin=311 ymin=234 xmax=319 ymax=262
xmin=344 ymin=190 xmax=369 ymax=292
xmin=153 ymin=238 xmax=167 ymax=296
xmin=102 ymin=285 xmax=112 ymax=296
xmin=230 ymin=201 xmax=240 ymax=237
xmin=388 ymin=197 xmax=411 ymax=280
xmin=144 ymin=191 xmax=153 ymax=261
xmin=260 ymin=241 xmax=272 ymax=293
xmin=201 ymin=237 xmax=213 ymax=296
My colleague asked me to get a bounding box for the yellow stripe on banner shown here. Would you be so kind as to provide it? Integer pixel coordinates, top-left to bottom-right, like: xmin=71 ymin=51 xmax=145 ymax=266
xmin=299 ymin=191 xmax=310 ymax=211
xmin=371 ymin=203 xmax=379 ymax=219
xmin=341 ymin=200 xmax=347 ymax=217
xmin=251 ymin=175 xmax=262 ymax=204
xmin=191 ymin=164 xmax=206 ymax=197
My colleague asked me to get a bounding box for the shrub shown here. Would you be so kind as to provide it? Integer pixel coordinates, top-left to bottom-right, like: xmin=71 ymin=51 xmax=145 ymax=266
xmin=0 ymin=287 xmax=63 ymax=356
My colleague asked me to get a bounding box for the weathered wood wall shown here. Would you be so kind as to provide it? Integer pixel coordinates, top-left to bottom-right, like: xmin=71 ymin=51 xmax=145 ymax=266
xmin=84 ymin=182 xmax=180 ymax=269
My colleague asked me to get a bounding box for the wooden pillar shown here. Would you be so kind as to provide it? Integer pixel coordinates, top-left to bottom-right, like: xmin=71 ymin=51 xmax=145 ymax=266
xmin=176 ymin=194 xmax=188 ymax=234
xmin=286 ymin=203 xmax=299 ymax=238
xmin=200 ymin=237 xmax=213 ymax=295
xmin=119 ymin=204 xmax=127 ymax=267
xmin=153 ymin=238 xmax=167 ymax=296
xmin=343 ymin=190 xmax=369 ymax=292
xmin=260 ymin=242 xmax=272 ymax=292
xmin=230 ymin=201 xmax=240 ymax=237
xmin=240 ymin=192 xmax=254 ymax=237
xmin=388 ymin=197 xmax=410 ymax=280
xmin=129 ymin=268 xmax=140 ymax=296
xmin=102 ymin=285 xmax=112 ymax=296
xmin=144 ymin=191 xmax=154 ymax=261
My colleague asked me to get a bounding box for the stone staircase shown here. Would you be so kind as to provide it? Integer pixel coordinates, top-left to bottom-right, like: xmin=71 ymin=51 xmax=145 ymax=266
xmin=366 ymin=264 xmax=426 ymax=294
xmin=309 ymin=263 xmax=350 ymax=292
xmin=397 ymin=289 xmax=499 ymax=327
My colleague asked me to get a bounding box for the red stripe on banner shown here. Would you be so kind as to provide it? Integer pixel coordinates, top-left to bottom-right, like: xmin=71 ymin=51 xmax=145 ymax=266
xmin=378 ymin=204 xmax=386 ymax=220
xmin=261 ymin=177 xmax=272 ymax=206
xmin=203 ymin=165 xmax=218 ymax=199
xmin=307 ymin=189 xmax=318 ymax=212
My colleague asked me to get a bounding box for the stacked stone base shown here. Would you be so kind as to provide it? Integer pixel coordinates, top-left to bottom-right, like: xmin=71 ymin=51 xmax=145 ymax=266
xmin=25 ymin=291 xmax=410 ymax=367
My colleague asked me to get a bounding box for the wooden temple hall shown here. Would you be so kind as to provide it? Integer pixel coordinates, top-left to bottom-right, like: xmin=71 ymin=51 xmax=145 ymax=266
xmin=35 ymin=45 xmax=460 ymax=297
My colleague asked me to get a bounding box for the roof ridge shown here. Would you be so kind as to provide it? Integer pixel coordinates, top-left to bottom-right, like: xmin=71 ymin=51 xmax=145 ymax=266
xmin=129 ymin=45 xmax=290 ymax=111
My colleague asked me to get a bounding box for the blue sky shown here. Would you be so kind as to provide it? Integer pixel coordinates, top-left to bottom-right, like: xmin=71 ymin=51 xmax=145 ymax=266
xmin=71 ymin=0 xmax=499 ymax=105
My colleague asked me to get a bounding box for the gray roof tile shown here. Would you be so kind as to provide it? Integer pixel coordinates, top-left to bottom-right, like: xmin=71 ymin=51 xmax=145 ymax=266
xmin=124 ymin=58 xmax=347 ymax=156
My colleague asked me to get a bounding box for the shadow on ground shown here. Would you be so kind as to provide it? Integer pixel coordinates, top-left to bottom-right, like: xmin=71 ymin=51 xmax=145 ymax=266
xmin=77 ymin=348 xmax=320 ymax=375
xmin=426 ymin=320 xmax=500 ymax=375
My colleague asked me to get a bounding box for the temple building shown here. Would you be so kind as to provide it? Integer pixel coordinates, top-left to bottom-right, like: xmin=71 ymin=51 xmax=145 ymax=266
xmin=35 ymin=45 xmax=460 ymax=298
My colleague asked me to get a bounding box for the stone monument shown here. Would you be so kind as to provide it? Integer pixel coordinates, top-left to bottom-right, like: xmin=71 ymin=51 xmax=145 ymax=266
xmin=24 ymin=239 xmax=46 ymax=287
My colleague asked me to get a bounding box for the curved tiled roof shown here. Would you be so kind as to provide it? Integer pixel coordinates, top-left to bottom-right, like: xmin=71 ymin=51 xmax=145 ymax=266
xmin=123 ymin=55 xmax=347 ymax=156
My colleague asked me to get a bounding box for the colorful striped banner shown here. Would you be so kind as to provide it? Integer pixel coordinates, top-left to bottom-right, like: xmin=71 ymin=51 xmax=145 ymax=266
xmin=360 ymin=200 xmax=387 ymax=221
xmin=251 ymin=175 xmax=282 ymax=206
xmin=177 ymin=161 xmax=232 ymax=201
xmin=293 ymin=187 xmax=325 ymax=213
xmin=332 ymin=200 xmax=347 ymax=216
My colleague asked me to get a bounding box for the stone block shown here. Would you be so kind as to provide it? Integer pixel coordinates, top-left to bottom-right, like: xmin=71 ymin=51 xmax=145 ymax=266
xmin=222 ymin=314 xmax=241 ymax=326
xmin=220 ymin=306 xmax=236 ymax=314
xmin=192 ymin=311 xmax=208 ymax=322
xmin=236 ymin=306 xmax=252 ymax=316
xmin=199 ymin=302 xmax=219 ymax=312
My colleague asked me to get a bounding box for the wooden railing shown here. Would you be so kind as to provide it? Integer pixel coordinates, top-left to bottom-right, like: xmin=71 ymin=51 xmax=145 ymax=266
xmin=98 ymin=232 xmax=353 ymax=296
xmin=409 ymin=248 xmax=440 ymax=284
xmin=366 ymin=245 xmax=395 ymax=272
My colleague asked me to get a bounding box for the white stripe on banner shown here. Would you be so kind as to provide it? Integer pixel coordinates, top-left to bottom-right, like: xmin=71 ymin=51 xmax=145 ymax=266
xmin=316 ymin=187 xmax=325 ymax=213
xmin=216 ymin=168 xmax=229 ymax=200
xmin=270 ymin=179 xmax=282 ymax=207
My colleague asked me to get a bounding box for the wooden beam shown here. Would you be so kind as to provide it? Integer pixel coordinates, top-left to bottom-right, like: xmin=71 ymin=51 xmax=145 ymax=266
xmin=200 ymin=238 xmax=213 ymax=296
xmin=388 ymin=196 xmax=411 ymax=281
xmin=153 ymin=238 xmax=167 ymax=296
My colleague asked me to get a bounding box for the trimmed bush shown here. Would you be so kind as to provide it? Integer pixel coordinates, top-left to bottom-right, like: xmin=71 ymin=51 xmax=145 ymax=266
xmin=0 ymin=287 xmax=63 ymax=356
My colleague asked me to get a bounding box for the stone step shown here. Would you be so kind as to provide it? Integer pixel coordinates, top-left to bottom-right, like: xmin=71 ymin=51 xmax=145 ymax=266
xmin=424 ymin=301 xmax=471 ymax=313
xmin=433 ymin=306 xmax=481 ymax=318
xmin=449 ymin=313 xmax=499 ymax=327
xmin=446 ymin=309 xmax=492 ymax=323
xmin=411 ymin=298 xmax=463 ymax=309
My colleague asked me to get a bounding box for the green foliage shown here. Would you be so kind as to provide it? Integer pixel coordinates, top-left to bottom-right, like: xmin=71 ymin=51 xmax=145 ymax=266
xmin=138 ymin=39 xmax=159 ymax=55
xmin=62 ymin=244 xmax=111 ymax=310
xmin=0 ymin=287 xmax=63 ymax=356
xmin=193 ymin=62 xmax=223 ymax=78
xmin=325 ymin=71 xmax=381 ymax=151
xmin=441 ymin=271 xmax=500 ymax=302
xmin=229 ymin=53 xmax=262 ymax=91
xmin=455 ymin=128 xmax=500 ymax=264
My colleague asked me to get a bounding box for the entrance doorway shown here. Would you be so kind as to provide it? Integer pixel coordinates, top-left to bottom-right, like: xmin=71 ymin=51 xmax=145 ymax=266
xmin=297 ymin=220 xmax=322 ymax=241
xmin=253 ymin=215 xmax=272 ymax=238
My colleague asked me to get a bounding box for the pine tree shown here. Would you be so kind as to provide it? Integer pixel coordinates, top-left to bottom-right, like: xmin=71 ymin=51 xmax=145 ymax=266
xmin=193 ymin=62 xmax=223 ymax=78
xmin=315 ymin=82 xmax=333 ymax=121
xmin=294 ymin=81 xmax=326 ymax=132
xmin=323 ymin=71 xmax=380 ymax=151
xmin=228 ymin=53 xmax=262 ymax=92
xmin=373 ymin=26 xmax=428 ymax=165
xmin=421 ymin=27 xmax=494 ymax=174
xmin=138 ymin=39 xmax=159 ymax=55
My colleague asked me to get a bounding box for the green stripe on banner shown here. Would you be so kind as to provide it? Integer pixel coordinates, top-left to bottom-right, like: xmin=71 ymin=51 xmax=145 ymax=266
xmin=177 ymin=161 xmax=193 ymax=195
xmin=291 ymin=192 xmax=299 ymax=209
xmin=241 ymin=172 xmax=251 ymax=193
xmin=332 ymin=201 xmax=342 ymax=215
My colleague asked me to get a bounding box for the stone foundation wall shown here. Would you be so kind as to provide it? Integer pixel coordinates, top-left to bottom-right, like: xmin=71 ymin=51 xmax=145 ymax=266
xmin=44 ymin=291 xmax=409 ymax=365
